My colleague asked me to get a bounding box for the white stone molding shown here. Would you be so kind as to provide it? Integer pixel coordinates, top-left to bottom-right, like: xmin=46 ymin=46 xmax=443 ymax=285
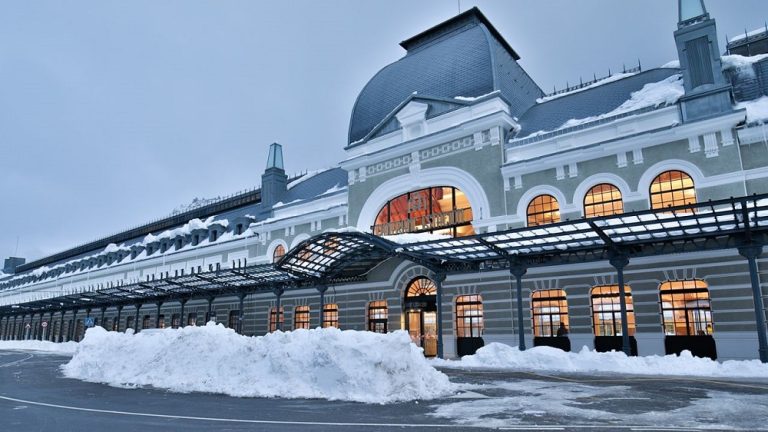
xmin=555 ymin=165 xmax=565 ymax=180
xmin=266 ymin=239 xmax=289 ymax=262
xmin=688 ymin=136 xmax=701 ymax=153
xmin=290 ymin=233 xmax=311 ymax=250
xmin=637 ymin=159 xmax=705 ymax=198
xmin=617 ymin=152 xmax=628 ymax=168
xmin=568 ymin=162 xmax=578 ymax=178
xmin=703 ymin=132 xmax=719 ymax=158
xmin=571 ymin=173 xmax=636 ymax=208
xmin=515 ymin=185 xmax=572 ymax=224
xmin=632 ymin=148 xmax=644 ymax=165
xmin=720 ymin=129 xmax=735 ymax=146
xmin=396 ymin=101 xmax=429 ymax=142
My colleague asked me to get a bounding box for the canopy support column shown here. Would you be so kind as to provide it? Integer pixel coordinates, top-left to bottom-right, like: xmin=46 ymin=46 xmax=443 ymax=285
xmin=237 ymin=294 xmax=246 ymax=334
xmin=134 ymin=304 xmax=141 ymax=333
xmin=48 ymin=311 xmax=55 ymax=341
xmin=100 ymin=307 xmax=107 ymax=330
xmin=70 ymin=309 xmax=78 ymax=341
xmin=317 ymin=284 xmax=328 ymax=328
xmin=116 ymin=305 xmax=123 ymax=332
xmin=155 ymin=302 xmax=163 ymax=329
xmin=739 ymin=244 xmax=768 ymax=363
xmin=58 ymin=311 xmax=65 ymax=342
xmin=434 ymin=271 xmax=446 ymax=359
xmin=179 ymin=299 xmax=187 ymax=328
xmin=510 ymin=259 xmax=528 ymax=351
xmin=609 ymin=252 xmax=632 ymax=356
xmin=207 ymin=297 xmax=215 ymax=323
xmin=274 ymin=287 xmax=285 ymax=331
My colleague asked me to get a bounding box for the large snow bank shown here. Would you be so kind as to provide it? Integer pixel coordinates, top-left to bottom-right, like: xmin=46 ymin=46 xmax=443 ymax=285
xmin=722 ymin=54 xmax=768 ymax=77
xmin=62 ymin=325 xmax=453 ymax=403
xmin=0 ymin=340 xmax=78 ymax=355
xmin=736 ymin=95 xmax=768 ymax=124
xmin=437 ymin=343 xmax=768 ymax=378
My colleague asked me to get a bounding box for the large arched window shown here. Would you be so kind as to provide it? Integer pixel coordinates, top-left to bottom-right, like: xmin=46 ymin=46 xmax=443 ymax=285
xmin=272 ymin=245 xmax=286 ymax=263
xmin=584 ymin=184 xmax=623 ymax=218
xmin=591 ymin=285 xmax=635 ymax=336
xmin=406 ymin=277 xmax=437 ymax=297
xmin=455 ymin=295 xmax=484 ymax=337
xmin=294 ymin=306 xmax=310 ymax=330
xmin=527 ymin=195 xmax=561 ymax=227
xmin=373 ymin=186 xmax=474 ymax=237
xmin=650 ymin=170 xmax=696 ymax=210
xmin=367 ymin=300 xmax=388 ymax=333
xmin=531 ymin=289 xmax=569 ymax=337
xmin=660 ymin=280 xmax=713 ymax=336
xmin=322 ymin=304 xmax=339 ymax=328
xmin=268 ymin=307 xmax=284 ymax=332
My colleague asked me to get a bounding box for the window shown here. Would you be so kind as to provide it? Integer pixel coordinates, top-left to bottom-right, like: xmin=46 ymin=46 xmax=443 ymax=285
xmin=175 ymin=239 xmax=183 ymax=250
xmin=171 ymin=314 xmax=180 ymax=329
xmin=157 ymin=314 xmax=166 ymax=329
xmin=228 ymin=311 xmax=240 ymax=330
xmin=236 ymin=224 xmax=244 ymax=235
xmin=206 ymin=311 xmax=217 ymax=323
xmin=268 ymin=307 xmax=285 ymax=332
xmin=373 ymin=186 xmax=474 ymax=237
xmin=142 ymin=315 xmax=151 ymax=330
xmin=367 ymin=300 xmax=388 ymax=333
xmin=187 ymin=313 xmax=197 ymax=326
xmin=322 ymin=303 xmax=339 ymax=328
xmin=650 ymin=170 xmax=696 ymax=211
xmin=294 ymin=306 xmax=311 ymax=330
xmin=406 ymin=277 xmax=437 ymax=297
xmin=126 ymin=316 xmax=134 ymax=330
xmin=660 ymin=280 xmax=713 ymax=336
xmin=273 ymin=245 xmax=286 ymax=263
xmin=456 ymin=295 xmax=484 ymax=337
xmin=527 ymin=194 xmax=560 ymax=227
xmin=584 ymin=184 xmax=623 ymax=218
xmin=531 ymin=289 xmax=569 ymax=337
xmin=210 ymin=230 xmax=218 ymax=242
xmin=591 ymin=285 xmax=635 ymax=336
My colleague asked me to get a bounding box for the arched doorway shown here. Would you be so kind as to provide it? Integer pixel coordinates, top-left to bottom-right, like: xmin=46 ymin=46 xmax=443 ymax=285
xmin=403 ymin=277 xmax=438 ymax=357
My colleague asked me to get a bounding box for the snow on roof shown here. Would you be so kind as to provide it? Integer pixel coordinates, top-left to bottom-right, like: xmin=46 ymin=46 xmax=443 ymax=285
xmin=660 ymin=60 xmax=680 ymax=69
xmin=736 ymin=96 xmax=768 ymax=125
xmin=436 ymin=342 xmax=768 ymax=378
xmin=287 ymin=169 xmax=329 ymax=190
xmin=62 ymin=325 xmax=454 ymax=403
xmin=537 ymin=73 xmax=637 ymax=103
xmin=722 ymin=53 xmax=768 ymax=76
xmin=729 ymin=27 xmax=768 ymax=43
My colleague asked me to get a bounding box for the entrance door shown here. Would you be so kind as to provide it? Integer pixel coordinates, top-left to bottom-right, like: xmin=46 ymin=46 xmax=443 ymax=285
xmin=406 ymin=309 xmax=438 ymax=357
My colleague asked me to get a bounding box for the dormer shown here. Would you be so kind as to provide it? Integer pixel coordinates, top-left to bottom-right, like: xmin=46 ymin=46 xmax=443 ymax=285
xmin=396 ymin=101 xmax=429 ymax=141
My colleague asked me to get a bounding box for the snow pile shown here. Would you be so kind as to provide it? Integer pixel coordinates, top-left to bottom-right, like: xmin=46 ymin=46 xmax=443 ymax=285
xmin=438 ymin=343 xmax=768 ymax=378
xmin=722 ymin=54 xmax=768 ymax=77
xmin=559 ymin=74 xmax=684 ymax=130
xmin=537 ymin=72 xmax=636 ymax=103
xmin=62 ymin=325 xmax=454 ymax=403
xmin=384 ymin=232 xmax=451 ymax=244
xmin=0 ymin=339 xmax=78 ymax=355
xmin=736 ymin=96 xmax=768 ymax=125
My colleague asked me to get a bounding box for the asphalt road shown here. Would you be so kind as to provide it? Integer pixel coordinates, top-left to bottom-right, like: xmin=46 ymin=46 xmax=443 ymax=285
xmin=1 ymin=350 xmax=767 ymax=431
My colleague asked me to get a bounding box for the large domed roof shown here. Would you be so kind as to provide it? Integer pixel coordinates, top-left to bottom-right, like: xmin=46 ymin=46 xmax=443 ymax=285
xmin=347 ymin=8 xmax=542 ymax=146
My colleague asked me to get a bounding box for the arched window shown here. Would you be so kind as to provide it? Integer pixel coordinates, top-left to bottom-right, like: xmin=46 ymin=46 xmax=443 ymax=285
xmin=455 ymin=295 xmax=483 ymax=337
xmin=322 ymin=304 xmax=339 ymax=328
xmin=531 ymin=289 xmax=569 ymax=337
xmin=294 ymin=306 xmax=310 ymax=330
xmin=660 ymin=280 xmax=713 ymax=336
xmin=584 ymin=184 xmax=623 ymax=218
xmin=591 ymin=285 xmax=635 ymax=336
xmin=228 ymin=311 xmax=240 ymax=331
xmin=650 ymin=170 xmax=696 ymax=211
xmin=373 ymin=186 xmax=474 ymax=237
xmin=527 ymin=195 xmax=560 ymax=227
xmin=406 ymin=277 xmax=437 ymax=297
xmin=367 ymin=300 xmax=388 ymax=333
xmin=268 ymin=307 xmax=284 ymax=332
xmin=141 ymin=315 xmax=151 ymax=330
xmin=272 ymin=245 xmax=286 ymax=263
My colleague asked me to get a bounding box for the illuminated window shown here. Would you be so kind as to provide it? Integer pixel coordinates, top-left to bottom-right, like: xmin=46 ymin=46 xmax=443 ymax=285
xmin=294 ymin=306 xmax=310 ymax=330
xmin=171 ymin=314 xmax=180 ymax=329
xmin=187 ymin=313 xmax=197 ymax=326
xmin=228 ymin=311 xmax=240 ymax=330
xmin=322 ymin=303 xmax=339 ymax=328
xmin=584 ymin=184 xmax=623 ymax=217
xmin=591 ymin=285 xmax=635 ymax=336
xmin=268 ymin=307 xmax=285 ymax=332
xmin=406 ymin=277 xmax=437 ymax=297
xmin=158 ymin=314 xmax=166 ymax=329
xmin=527 ymin=195 xmax=561 ymax=227
xmin=660 ymin=280 xmax=713 ymax=336
xmin=367 ymin=300 xmax=388 ymax=333
xmin=273 ymin=244 xmax=286 ymax=263
xmin=206 ymin=311 xmax=217 ymax=323
xmin=372 ymin=186 xmax=474 ymax=237
xmin=650 ymin=170 xmax=696 ymax=211
xmin=531 ymin=289 xmax=569 ymax=337
xmin=456 ymin=295 xmax=484 ymax=337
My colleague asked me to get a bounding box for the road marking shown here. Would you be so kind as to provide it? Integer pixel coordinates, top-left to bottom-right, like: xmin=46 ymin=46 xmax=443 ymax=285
xmin=517 ymin=371 xmax=768 ymax=391
xmin=0 ymin=354 xmax=33 ymax=368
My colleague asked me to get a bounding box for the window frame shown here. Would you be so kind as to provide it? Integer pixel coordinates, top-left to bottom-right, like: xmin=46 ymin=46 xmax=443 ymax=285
xmin=531 ymin=289 xmax=569 ymax=337
xmin=659 ymin=279 xmax=714 ymax=336
xmin=590 ymin=285 xmax=635 ymax=336
xmin=322 ymin=303 xmax=339 ymax=328
xmin=367 ymin=300 xmax=388 ymax=333
xmin=294 ymin=306 xmax=311 ymax=330
xmin=527 ymin=194 xmax=561 ymax=227
xmin=649 ymin=170 xmax=697 ymax=211
xmin=583 ymin=183 xmax=624 ymax=218
xmin=268 ymin=306 xmax=285 ymax=332
xmin=455 ymin=294 xmax=484 ymax=338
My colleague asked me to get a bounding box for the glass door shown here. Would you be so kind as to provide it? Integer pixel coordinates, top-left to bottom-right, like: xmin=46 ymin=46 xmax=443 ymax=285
xmin=422 ymin=312 xmax=437 ymax=357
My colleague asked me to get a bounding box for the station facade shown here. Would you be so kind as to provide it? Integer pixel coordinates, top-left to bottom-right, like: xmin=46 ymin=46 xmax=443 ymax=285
xmin=2 ymin=1 xmax=768 ymax=361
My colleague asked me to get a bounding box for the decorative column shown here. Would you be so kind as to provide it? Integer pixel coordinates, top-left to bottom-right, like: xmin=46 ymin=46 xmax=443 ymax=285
xmin=274 ymin=286 xmax=285 ymax=331
xmin=115 ymin=305 xmax=123 ymax=332
xmin=179 ymin=299 xmax=187 ymax=328
xmin=100 ymin=307 xmax=107 ymax=330
xmin=317 ymin=284 xmax=328 ymax=328
xmin=58 ymin=311 xmax=65 ymax=342
xmin=434 ymin=271 xmax=447 ymax=359
xmin=609 ymin=252 xmax=632 ymax=356
xmin=509 ymin=259 xmax=528 ymax=351
xmin=739 ymin=244 xmax=768 ymax=363
xmin=155 ymin=302 xmax=163 ymax=328
xmin=237 ymin=294 xmax=246 ymax=334
xmin=134 ymin=304 xmax=141 ymax=333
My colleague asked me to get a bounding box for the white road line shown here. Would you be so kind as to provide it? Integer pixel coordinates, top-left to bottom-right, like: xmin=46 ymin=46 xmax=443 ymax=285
xmin=0 ymin=354 xmax=33 ymax=368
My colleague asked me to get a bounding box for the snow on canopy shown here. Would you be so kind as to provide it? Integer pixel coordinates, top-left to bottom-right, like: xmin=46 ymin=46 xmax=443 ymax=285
xmin=435 ymin=343 xmax=768 ymax=378
xmin=62 ymin=325 xmax=454 ymax=403
xmin=736 ymin=96 xmax=768 ymax=125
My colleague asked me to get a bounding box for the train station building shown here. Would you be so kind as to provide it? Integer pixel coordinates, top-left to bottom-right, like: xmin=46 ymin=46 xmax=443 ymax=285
xmin=2 ymin=1 xmax=768 ymax=362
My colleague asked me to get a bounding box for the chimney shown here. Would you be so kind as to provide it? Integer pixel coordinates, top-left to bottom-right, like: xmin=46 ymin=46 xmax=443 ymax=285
xmin=261 ymin=143 xmax=288 ymax=209
xmin=3 ymin=257 xmax=25 ymax=275
xmin=674 ymin=0 xmax=733 ymax=122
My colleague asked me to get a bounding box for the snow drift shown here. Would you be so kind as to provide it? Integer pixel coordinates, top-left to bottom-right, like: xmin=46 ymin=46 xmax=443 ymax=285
xmin=437 ymin=343 xmax=768 ymax=378
xmin=0 ymin=339 xmax=78 ymax=355
xmin=61 ymin=324 xmax=454 ymax=403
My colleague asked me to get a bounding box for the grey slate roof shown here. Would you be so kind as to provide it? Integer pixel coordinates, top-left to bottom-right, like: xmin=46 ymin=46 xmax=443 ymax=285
xmin=283 ymin=167 xmax=348 ymax=204
xmin=514 ymin=68 xmax=681 ymax=139
xmin=347 ymin=8 xmax=542 ymax=146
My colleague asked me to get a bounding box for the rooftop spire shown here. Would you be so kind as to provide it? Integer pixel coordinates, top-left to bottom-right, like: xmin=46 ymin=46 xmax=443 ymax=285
xmin=266 ymin=142 xmax=284 ymax=170
xmin=678 ymin=0 xmax=709 ymax=28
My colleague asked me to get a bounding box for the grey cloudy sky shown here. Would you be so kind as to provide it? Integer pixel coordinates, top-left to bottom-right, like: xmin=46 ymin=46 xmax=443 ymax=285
xmin=1 ymin=0 xmax=765 ymax=262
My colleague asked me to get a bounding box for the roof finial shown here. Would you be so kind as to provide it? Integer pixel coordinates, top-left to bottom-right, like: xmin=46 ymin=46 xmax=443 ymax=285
xmin=266 ymin=142 xmax=284 ymax=170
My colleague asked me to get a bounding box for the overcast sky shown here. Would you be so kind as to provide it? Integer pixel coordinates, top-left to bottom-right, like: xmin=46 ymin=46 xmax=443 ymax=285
xmin=1 ymin=0 xmax=766 ymax=263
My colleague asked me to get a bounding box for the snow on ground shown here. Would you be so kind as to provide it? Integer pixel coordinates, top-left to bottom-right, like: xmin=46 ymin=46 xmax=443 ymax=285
xmin=62 ymin=325 xmax=454 ymax=403
xmin=736 ymin=95 xmax=768 ymax=125
xmin=0 ymin=339 xmax=78 ymax=355
xmin=435 ymin=343 xmax=768 ymax=378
